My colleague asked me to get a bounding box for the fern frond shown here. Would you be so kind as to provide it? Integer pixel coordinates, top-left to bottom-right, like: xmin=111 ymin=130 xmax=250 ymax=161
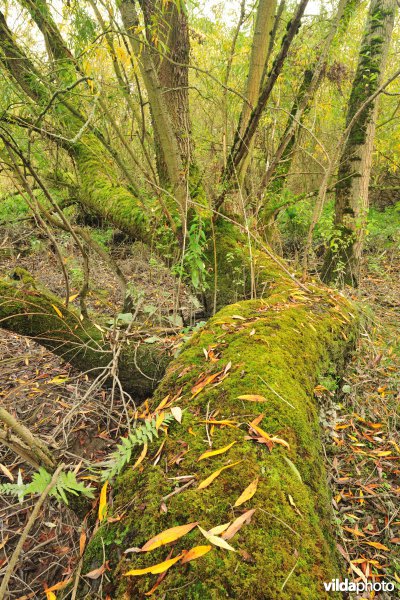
xmin=0 ymin=467 xmax=94 ymax=505
xmin=100 ymin=413 xmax=175 ymax=481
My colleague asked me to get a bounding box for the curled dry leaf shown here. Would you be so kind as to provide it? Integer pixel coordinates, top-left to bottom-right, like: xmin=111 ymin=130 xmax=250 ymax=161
xmin=141 ymin=522 xmax=198 ymax=552
xmin=84 ymin=561 xmax=109 ymax=580
xmin=234 ymin=478 xmax=259 ymax=507
xmin=222 ymin=509 xmax=256 ymax=541
xmin=181 ymin=545 xmax=212 ymax=564
xmin=198 ymin=460 xmax=242 ymax=490
xmin=124 ymin=553 xmax=183 ymax=576
xmin=197 ymin=441 xmax=236 ymax=461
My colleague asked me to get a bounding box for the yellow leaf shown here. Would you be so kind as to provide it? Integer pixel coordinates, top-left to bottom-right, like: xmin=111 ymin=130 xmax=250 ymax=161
xmin=133 ymin=443 xmax=148 ymax=470
xmin=197 ymin=526 xmax=236 ymax=551
xmin=200 ymin=419 xmax=238 ymax=428
xmin=51 ymin=304 xmax=63 ymax=318
xmin=342 ymin=526 xmax=365 ymax=538
xmin=270 ymin=436 xmax=290 ymax=449
xmin=45 ymin=592 xmax=57 ymax=600
xmin=141 ymin=522 xmax=198 ymax=552
xmin=98 ymin=481 xmax=108 ymax=522
xmin=68 ymin=293 xmax=79 ymax=302
xmin=364 ymin=541 xmax=390 ymax=551
xmin=124 ymin=553 xmax=183 ymax=576
xmin=45 ymin=579 xmax=72 ymax=593
xmin=207 ymin=522 xmax=231 ymax=535
xmin=198 ymin=460 xmax=242 ymax=490
xmin=197 ymin=441 xmax=237 ymax=461
xmin=155 ymin=412 xmax=165 ymax=430
xmin=181 ymin=545 xmax=212 ymax=564
xmin=234 ymin=477 xmax=259 ymax=507
xmin=237 ymin=395 xmax=268 ymax=402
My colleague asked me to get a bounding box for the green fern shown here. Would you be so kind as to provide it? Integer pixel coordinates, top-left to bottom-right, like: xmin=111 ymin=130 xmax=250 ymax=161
xmin=0 ymin=467 xmax=95 ymax=505
xmin=100 ymin=414 xmax=175 ymax=481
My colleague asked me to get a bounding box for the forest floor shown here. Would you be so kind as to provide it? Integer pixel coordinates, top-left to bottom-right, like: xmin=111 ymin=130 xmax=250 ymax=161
xmin=0 ymin=226 xmax=399 ymax=599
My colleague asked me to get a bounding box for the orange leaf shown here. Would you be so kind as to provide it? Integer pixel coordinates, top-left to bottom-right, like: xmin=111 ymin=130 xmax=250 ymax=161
xmin=222 ymin=509 xmax=256 ymax=541
xmin=234 ymin=478 xmax=259 ymax=507
xmin=124 ymin=553 xmax=183 ymax=576
xmin=197 ymin=441 xmax=236 ymax=461
xmin=198 ymin=460 xmax=242 ymax=490
xmin=191 ymin=371 xmax=223 ymax=397
xmin=79 ymin=530 xmax=87 ymax=556
xmin=181 ymin=545 xmax=212 ymax=564
xmin=141 ymin=522 xmax=198 ymax=552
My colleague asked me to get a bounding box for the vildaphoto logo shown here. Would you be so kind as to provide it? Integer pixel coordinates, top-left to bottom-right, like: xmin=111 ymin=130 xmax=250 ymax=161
xmin=323 ymin=579 xmax=395 ymax=593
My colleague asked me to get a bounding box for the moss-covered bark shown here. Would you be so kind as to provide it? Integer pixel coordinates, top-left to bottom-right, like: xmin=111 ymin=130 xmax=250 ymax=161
xmin=82 ymin=274 xmax=357 ymax=599
xmin=322 ymin=0 xmax=397 ymax=285
xmin=0 ymin=270 xmax=170 ymax=397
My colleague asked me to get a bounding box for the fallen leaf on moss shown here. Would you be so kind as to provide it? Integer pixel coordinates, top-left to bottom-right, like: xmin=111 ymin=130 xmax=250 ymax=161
xmin=124 ymin=553 xmax=183 ymax=576
xmin=207 ymin=522 xmax=231 ymax=535
xmin=171 ymin=406 xmax=183 ymax=423
xmin=198 ymin=460 xmax=242 ymax=490
xmin=98 ymin=481 xmax=108 ymax=522
xmin=234 ymin=478 xmax=259 ymax=507
xmin=197 ymin=441 xmax=236 ymax=461
xmin=141 ymin=522 xmax=198 ymax=552
xmin=197 ymin=526 xmax=236 ymax=551
xmin=201 ymin=419 xmax=238 ymax=428
xmin=237 ymin=394 xmax=268 ymax=402
xmin=222 ymin=509 xmax=256 ymax=540
xmin=191 ymin=370 xmax=223 ymax=397
xmin=181 ymin=545 xmax=212 ymax=564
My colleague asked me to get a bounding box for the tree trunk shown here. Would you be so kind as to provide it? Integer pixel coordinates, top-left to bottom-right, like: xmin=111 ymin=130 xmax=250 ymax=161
xmin=237 ymin=0 xmax=277 ymax=185
xmin=81 ymin=269 xmax=357 ymax=599
xmin=140 ymin=0 xmax=192 ymax=184
xmin=0 ymin=270 xmax=171 ymax=398
xmin=322 ymin=0 xmax=396 ymax=285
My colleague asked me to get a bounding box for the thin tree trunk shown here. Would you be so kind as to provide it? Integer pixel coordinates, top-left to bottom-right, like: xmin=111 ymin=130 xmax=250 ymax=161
xmin=237 ymin=0 xmax=277 ymax=184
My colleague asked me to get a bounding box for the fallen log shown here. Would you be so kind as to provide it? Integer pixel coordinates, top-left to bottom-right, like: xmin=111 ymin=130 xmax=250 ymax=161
xmin=82 ymin=275 xmax=357 ymax=599
xmin=0 ymin=269 xmax=171 ymax=397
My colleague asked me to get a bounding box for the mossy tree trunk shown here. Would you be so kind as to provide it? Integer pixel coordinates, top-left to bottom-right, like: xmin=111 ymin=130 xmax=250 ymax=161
xmin=0 ymin=271 xmax=171 ymax=398
xmin=82 ymin=269 xmax=357 ymax=599
xmin=321 ymin=0 xmax=396 ymax=285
